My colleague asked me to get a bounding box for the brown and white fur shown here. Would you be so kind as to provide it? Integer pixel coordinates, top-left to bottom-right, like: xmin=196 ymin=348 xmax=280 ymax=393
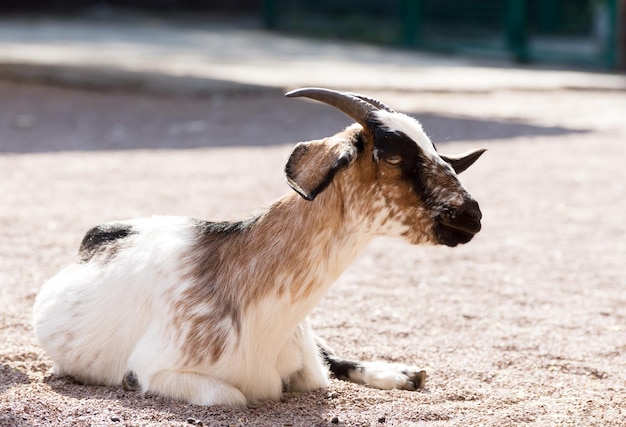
xmin=33 ymin=88 xmax=486 ymax=407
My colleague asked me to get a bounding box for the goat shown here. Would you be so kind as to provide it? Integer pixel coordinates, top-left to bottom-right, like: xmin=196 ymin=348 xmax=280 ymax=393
xmin=32 ymin=88 xmax=485 ymax=407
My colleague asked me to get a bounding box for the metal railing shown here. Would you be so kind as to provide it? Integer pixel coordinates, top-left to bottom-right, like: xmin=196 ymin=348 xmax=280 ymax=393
xmin=263 ymin=0 xmax=621 ymax=69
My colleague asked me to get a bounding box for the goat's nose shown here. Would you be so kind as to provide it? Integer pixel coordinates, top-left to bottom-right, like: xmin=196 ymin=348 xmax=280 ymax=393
xmin=435 ymin=197 xmax=482 ymax=246
xmin=454 ymin=198 xmax=482 ymax=233
xmin=461 ymin=198 xmax=482 ymax=222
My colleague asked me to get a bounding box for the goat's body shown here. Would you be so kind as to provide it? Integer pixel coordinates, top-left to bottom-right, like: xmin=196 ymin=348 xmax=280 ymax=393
xmin=34 ymin=190 xmax=373 ymax=405
xmin=34 ymin=89 xmax=484 ymax=406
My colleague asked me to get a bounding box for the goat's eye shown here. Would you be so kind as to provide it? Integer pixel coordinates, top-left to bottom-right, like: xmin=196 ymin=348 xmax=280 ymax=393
xmin=384 ymin=155 xmax=403 ymax=166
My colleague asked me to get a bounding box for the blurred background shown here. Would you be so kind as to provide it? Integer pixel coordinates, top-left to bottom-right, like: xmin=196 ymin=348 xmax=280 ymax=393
xmin=0 ymin=0 xmax=626 ymax=69
xmin=2 ymin=2 xmax=626 ymax=425
xmin=0 ymin=1 xmax=625 ymax=156
xmin=0 ymin=0 xmax=623 ymax=69
xmin=266 ymin=0 xmax=625 ymax=69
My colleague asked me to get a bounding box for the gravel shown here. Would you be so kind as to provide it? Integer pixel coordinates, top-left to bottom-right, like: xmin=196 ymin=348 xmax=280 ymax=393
xmin=1 ymin=81 xmax=625 ymax=426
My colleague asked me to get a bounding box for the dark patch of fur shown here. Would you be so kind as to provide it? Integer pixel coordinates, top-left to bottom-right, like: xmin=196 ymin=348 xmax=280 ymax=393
xmin=191 ymin=216 xmax=260 ymax=237
xmin=306 ymin=154 xmax=351 ymax=201
xmin=79 ymin=223 xmax=136 ymax=263
xmin=319 ymin=346 xmax=364 ymax=381
xmin=122 ymin=370 xmax=141 ymax=391
xmin=371 ymin=126 xmax=432 ymax=204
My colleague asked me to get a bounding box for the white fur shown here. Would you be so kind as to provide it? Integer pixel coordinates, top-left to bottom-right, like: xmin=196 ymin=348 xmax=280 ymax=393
xmin=33 ymin=217 xmax=193 ymax=386
xmin=348 ymin=361 xmax=426 ymax=391
xmin=374 ymin=110 xmax=439 ymax=160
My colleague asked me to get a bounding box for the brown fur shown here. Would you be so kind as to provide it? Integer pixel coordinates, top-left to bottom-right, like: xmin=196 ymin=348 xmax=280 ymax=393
xmin=285 ymin=136 xmax=356 ymax=201
xmin=169 ymin=123 xmax=478 ymax=366
xmin=172 ymin=188 xmax=350 ymax=365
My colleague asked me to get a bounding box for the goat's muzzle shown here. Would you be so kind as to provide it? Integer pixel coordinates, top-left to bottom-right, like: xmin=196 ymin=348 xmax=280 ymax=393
xmin=435 ymin=198 xmax=482 ymax=247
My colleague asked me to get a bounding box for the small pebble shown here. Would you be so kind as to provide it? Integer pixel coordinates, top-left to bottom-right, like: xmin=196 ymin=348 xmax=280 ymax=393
xmin=110 ymin=416 xmax=121 ymax=422
xmin=331 ymin=416 xmax=339 ymax=424
xmin=378 ymin=416 xmax=386 ymax=423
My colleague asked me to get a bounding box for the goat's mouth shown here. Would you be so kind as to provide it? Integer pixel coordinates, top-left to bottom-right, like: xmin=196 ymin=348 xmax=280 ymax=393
xmin=435 ymin=221 xmax=478 ymax=247
xmin=434 ymin=212 xmax=482 ymax=247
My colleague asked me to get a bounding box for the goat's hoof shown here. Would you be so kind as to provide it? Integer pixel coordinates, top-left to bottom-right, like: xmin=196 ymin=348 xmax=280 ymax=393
xmin=403 ymin=369 xmax=426 ymax=391
xmin=122 ymin=370 xmax=141 ymax=391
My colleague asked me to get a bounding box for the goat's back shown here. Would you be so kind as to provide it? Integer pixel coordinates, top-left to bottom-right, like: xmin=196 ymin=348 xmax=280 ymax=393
xmin=32 ymin=216 xmax=196 ymax=385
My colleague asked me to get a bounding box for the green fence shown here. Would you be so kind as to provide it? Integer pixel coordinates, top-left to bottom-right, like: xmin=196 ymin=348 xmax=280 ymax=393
xmin=263 ymin=0 xmax=621 ymax=69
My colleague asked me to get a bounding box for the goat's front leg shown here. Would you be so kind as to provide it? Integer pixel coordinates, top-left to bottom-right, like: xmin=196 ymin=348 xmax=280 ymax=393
xmin=145 ymin=369 xmax=248 ymax=406
xmin=317 ymin=339 xmax=426 ymax=391
xmin=282 ymin=320 xmax=330 ymax=393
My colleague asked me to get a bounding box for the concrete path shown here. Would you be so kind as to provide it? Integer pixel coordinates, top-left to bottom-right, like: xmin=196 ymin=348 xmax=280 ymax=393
xmin=0 ymin=12 xmax=625 ymax=95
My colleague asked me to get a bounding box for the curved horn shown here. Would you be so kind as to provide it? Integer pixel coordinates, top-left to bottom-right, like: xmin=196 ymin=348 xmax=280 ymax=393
xmin=347 ymin=93 xmax=396 ymax=113
xmin=440 ymin=148 xmax=487 ymax=174
xmin=285 ymin=87 xmax=378 ymax=128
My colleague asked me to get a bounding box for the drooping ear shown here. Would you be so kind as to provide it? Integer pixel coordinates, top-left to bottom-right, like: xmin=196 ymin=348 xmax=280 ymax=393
xmin=285 ymin=137 xmax=356 ymax=201
xmin=440 ymin=148 xmax=487 ymax=174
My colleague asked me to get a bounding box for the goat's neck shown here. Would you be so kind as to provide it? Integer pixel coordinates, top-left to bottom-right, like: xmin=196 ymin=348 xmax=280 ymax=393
xmin=244 ymin=183 xmax=373 ymax=310
xmin=186 ymin=180 xmax=374 ymax=338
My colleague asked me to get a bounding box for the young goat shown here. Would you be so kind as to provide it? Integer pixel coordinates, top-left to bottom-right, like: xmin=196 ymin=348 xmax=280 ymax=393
xmin=33 ymin=88 xmax=485 ymax=406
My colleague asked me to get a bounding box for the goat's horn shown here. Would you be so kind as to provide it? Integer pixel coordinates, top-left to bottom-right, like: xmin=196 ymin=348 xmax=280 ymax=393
xmin=347 ymin=93 xmax=396 ymax=113
xmin=285 ymin=87 xmax=378 ymax=128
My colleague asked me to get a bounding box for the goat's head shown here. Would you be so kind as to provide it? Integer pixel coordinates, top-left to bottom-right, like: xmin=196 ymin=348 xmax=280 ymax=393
xmin=285 ymin=87 xmax=486 ymax=247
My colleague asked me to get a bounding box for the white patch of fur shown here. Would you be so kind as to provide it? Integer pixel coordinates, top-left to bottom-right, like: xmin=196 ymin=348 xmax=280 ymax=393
xmin=374 ymin=110 xmax=439 ymax=160
xmin=33 ymin=216 xmax=195 ymax=388
xmin=195 ymin=294 xmax=331 ymax=405
xmin=349 ymin=361 xmax=426 ymax=391
xmin=284 ymin=321 xmax=330 ymax=392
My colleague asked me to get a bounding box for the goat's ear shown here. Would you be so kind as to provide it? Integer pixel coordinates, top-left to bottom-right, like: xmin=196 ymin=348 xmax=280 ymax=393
xmin=440 ymin=148 xmax=487 ymax=174
xmin=285 ymin=137 xmax=355 ymax=201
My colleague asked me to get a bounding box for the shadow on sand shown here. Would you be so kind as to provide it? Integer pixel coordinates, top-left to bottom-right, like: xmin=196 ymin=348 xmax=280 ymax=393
xmin=0 ymin=363 xmax=31 ymax=393
xmin=44 ymin=374 xmax=331 ymax=426
xmin=0 ymin=80 xmax=588 ymax=154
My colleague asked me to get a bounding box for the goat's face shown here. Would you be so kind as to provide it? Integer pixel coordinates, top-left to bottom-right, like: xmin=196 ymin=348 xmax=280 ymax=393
xmin=364 ymin=111 xmax=483 ymax=246
xmin=285 ymin=88 xmax=485 ymax=247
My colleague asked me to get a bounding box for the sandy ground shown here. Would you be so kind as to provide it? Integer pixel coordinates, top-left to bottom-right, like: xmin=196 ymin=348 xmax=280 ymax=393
xmin=1 ymin=81 xmax=625 ymax=426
